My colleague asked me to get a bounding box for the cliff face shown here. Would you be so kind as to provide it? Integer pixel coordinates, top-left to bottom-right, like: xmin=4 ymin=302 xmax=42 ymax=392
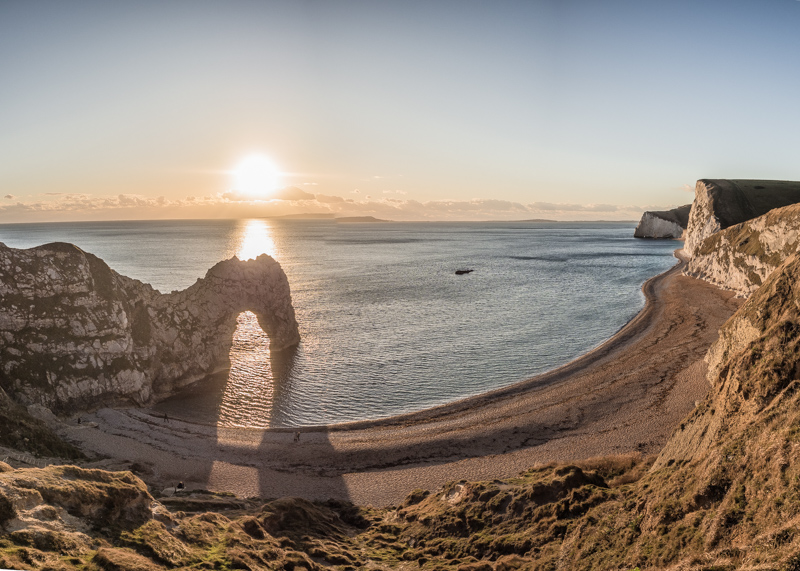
xmin=633 ymin=204 xmax=691 ymax=239
xmin=0 ymin=242 xmax=299 ymax=412
xmin=683 ymin=179 xmax=800 ymax=256
xmin=684 ymin=203 xmax=800 ymax=296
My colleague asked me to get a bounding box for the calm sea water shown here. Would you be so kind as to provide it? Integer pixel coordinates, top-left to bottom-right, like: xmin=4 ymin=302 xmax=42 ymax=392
xmin=0 ymin=219 xmax=678 ymax=427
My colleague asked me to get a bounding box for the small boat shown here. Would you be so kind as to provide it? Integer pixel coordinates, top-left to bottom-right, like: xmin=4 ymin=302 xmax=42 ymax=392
xmin=455 ymin=269 xmax=474 ymax=275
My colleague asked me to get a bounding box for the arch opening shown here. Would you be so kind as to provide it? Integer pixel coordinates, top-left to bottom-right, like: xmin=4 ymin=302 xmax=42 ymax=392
xmin=219 ymin=311 xmax=276 ymax=428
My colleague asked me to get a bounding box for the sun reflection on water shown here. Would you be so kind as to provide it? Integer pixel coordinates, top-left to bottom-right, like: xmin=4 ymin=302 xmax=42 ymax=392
xmin=218 ymin=220 xmax=281 ymax=430
xmin=236 ymin=219 xmax=277 ymax=261
xmin=218 ymin=311 xmax=274 ymax=429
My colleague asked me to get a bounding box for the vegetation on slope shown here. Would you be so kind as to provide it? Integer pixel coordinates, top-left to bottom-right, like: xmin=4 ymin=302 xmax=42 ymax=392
xmin=0 ymin=387 xmax=84 ymax=460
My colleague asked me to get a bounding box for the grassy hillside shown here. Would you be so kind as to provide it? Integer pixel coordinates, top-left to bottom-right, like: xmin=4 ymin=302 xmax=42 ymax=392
xmin=0 ymin=387 xmax=84 ymax=460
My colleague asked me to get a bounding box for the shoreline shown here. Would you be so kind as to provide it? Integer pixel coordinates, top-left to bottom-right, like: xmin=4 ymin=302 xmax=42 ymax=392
xmin=150 ymin=252 xmax=685 ymax=433
xmin=61 ymin=251 xmax=742 ymax=506
xmin=313 ymin=250 xmax=687 ymax=433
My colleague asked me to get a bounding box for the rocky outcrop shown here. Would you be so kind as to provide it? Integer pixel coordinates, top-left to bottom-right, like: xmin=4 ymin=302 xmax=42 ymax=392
xmin=0 ymin=384 xmax=83 ymax=458
xmin=684 ymin=203 xmax=800 ymax=296
xmin=0 ymin=465 xmax=152 ymax=535
xmin=0 ymin=465 xmax=368 ymax=571
xmin=0 ymin=242 xmax=299 ymax=412
xmin=683 ymin=179 xmax=800 ymax=256
xmin=633 ymin=204 xmax=691 ymax=239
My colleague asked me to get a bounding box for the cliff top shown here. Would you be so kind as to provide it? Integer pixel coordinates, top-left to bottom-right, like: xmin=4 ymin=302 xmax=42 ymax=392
xmin=697 ymin=179 xmax=800 ymax=228
xmin=644 ymin=203 xmax=692 ymax=227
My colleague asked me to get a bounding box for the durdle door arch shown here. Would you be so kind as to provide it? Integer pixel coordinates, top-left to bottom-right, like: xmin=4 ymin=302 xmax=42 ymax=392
xmin=0 ymin=243 xmax=300 ymax=412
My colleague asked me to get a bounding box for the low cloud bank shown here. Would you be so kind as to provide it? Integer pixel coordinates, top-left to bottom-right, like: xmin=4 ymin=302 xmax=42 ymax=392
xmin=0 ymin=187 xmax=666 ymax=223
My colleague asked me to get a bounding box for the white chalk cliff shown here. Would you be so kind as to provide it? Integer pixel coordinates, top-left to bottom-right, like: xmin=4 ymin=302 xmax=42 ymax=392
xmin=684 ymin=203 xmax=800 ymax=297
xmin=0 ymin=242 xmax=300 ymax=411
xmin=633 ymin=205 xmax=691 ymax=239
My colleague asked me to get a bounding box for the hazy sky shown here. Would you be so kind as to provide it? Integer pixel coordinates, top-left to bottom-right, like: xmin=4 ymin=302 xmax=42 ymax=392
xmin=1 ymin=0 xmax=799 ymax=222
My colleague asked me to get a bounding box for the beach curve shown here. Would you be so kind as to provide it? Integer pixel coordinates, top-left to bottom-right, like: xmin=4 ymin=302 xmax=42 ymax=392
xmin=61 ymin=250 xmax=742 ymax=506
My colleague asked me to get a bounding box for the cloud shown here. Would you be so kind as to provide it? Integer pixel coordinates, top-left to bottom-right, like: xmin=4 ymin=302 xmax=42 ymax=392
xmin=271 ymin=186 xmax=315 ymax=201
xmin=316 ymin=194 xmax=344 ymax=203
xmin=0 ymin=193 xmax=223 ymax=216
xmin=302 ymin=182 xmax=319 ymax=186
xmin=3 ymin=194 xmax=14 ymax=200
xmin=0 ymin=190 xmax=659 ymax=223
xmin=528 ymin=202 xmax=625 ymax=213
xmin=682 ymin=183 xmax=695 ymax=193
xmin=221 ymin=186 xmax=315 ymax=202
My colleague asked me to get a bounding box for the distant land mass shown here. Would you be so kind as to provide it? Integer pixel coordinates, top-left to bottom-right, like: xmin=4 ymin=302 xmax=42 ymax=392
xmin=334 ymin=216 xmax=389 ymax=223
xmin=268 ymin=213 xmax=335 ymax=220
xmin=518 ymin=219 xmax=638 ymax=224
xmin=266 ymin=213 xmax=388 ymax=222
xmin=263 ymin=215 xmax=644 ymax=223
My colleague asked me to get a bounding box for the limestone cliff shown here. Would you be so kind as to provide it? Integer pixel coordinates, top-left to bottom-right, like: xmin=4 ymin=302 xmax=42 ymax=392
xmin=683 ymin=179 xmax=800 ymax=256
xmin=633 ymin=204 xmax=691 ymax=239
xmin=0 ymin=242 xmax=300 ymax=412
xmin=684 ymin=203 xmax=800 ymax=296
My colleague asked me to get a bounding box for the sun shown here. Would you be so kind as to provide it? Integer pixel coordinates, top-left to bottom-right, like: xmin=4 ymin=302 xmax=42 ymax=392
xmin=233 ymin=155 xmax=281 ymax=197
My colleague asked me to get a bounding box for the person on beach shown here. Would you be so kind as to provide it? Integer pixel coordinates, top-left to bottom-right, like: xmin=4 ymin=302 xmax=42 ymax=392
xmin=294 ymin=432 xmax=301 ymax=443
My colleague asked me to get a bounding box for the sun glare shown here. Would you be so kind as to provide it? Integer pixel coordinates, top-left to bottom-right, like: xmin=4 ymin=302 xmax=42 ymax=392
xmin=237 ymin=219 xmax=276 ymax=261
xmin=233 ymin=154 xmax=281 ymax=197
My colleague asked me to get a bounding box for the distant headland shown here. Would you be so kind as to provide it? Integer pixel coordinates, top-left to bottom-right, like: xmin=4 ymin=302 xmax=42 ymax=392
xmin=267 ymin=213 xmax=389 ymax=222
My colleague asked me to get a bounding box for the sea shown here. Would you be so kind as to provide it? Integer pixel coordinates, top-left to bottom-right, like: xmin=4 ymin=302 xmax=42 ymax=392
xmin=0 ymin=219 xmax=679 ymax=428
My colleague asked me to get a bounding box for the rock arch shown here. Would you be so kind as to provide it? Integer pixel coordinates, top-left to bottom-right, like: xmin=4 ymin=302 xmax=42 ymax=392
xmin=0 ymin=243 xmax=300 ymax=411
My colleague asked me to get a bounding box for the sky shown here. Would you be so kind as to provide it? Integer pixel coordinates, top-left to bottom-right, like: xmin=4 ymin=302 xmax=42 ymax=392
xmin=1 ymin=0 xmax=799 ymax=222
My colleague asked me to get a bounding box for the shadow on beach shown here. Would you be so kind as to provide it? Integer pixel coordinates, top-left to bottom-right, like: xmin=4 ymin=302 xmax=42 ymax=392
xmin=147 ymin=345 xmax=355 ymax=503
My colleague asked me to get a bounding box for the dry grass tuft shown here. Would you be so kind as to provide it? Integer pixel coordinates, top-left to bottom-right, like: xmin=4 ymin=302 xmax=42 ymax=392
xmin=92 ymin=547 xmax=166 ymax=571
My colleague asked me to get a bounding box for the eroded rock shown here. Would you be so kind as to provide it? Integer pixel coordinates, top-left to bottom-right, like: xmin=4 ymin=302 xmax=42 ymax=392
xmin=684 ymin=203 xmax=800 ymax=296
xmin=0 ymin=242 xmax=300 ymax=411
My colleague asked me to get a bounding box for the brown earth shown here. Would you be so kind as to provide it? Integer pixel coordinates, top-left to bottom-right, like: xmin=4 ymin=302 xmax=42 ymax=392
xmin=60 ymin=251 xmax=741 ymax=508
